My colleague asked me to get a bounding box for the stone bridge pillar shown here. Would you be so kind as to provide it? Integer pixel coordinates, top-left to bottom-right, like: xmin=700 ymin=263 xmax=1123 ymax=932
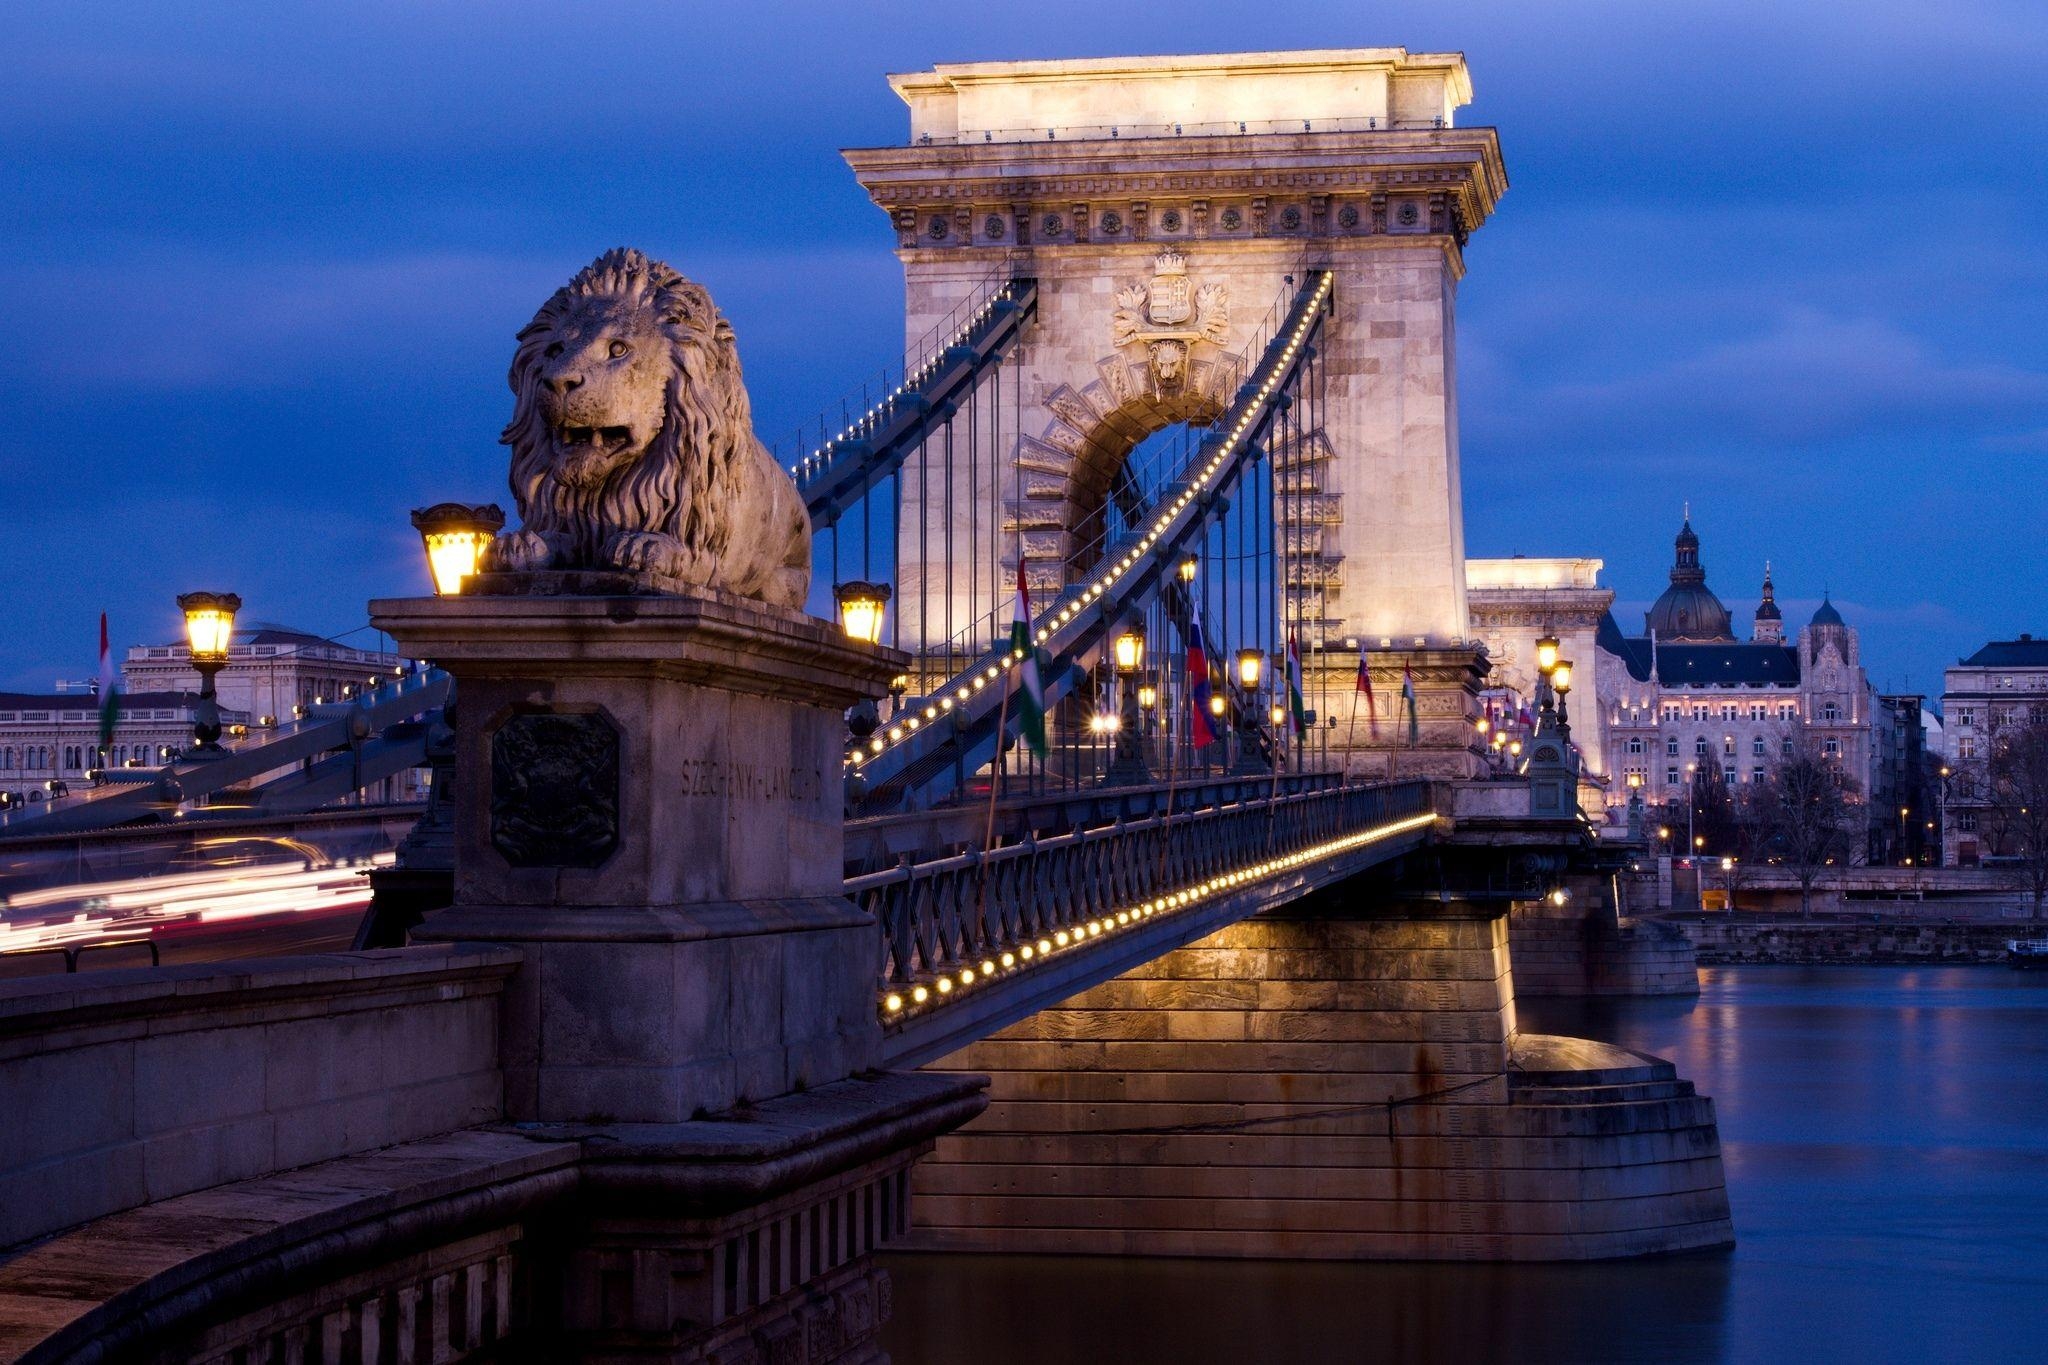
xmin=374 ymin=576 xmax=985 ymax=1361
xmin=846 ymin=49 xmax=1508 ymax=778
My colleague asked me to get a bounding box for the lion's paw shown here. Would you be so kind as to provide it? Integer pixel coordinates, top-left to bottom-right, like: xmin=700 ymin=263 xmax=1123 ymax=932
xmin=487 ymin=528 xmax=558 ymax=573
xmin=603 ymin=530 xmax=693 ymax=580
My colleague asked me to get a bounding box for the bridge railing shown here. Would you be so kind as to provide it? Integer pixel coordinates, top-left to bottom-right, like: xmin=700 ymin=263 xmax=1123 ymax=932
xmin=852 ymin=777 xmax=1437 ymax=999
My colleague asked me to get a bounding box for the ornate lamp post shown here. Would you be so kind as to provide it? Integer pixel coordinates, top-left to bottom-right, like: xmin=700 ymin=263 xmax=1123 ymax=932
xmin=1107 ymin=626 xmax=1151 ymax=785
xmin=177 ymin=591 xmax=241 ymax=758
xmin=410 ymin=503 xmax=505 ymax=596
xmin=1551 ymin=658 xmax=1574 ymax=742
xmin=1232 ymin=647 xmax=1267 ymax=774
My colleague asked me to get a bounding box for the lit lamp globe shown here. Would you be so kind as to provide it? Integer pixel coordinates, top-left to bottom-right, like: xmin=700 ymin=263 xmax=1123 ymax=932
xmin=177 ymin=590 xmax=242 ymax=757
xmin=1550 ymin=659 xmax=1574 ymax=696
xmin=834 ymin=581 xmax=891 ymax=646
xmin=1136 ymin=680 xmax=1159 ymax=712
xmin=1113 ymin=627 xmax=1146 ymax=675
xmin=1269 ymin=702 xmax=1287 ymax=727
xmin=1235 ymin=648 xmax=1263 ymax=690
xmin=1177 ymin=557 xmax=1199 ymax=584
xmin=1535 ymin=634 xmax=1561 ymax=675
xmin=1208 ymin=693 xmax=1228 ymax=718
xmin=410 ymin=503 xmax=505 ymax=596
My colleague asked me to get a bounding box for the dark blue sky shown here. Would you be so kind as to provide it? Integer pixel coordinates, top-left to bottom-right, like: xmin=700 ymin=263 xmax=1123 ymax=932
xmin=7 ymin=1 xmax=2044 ymax=700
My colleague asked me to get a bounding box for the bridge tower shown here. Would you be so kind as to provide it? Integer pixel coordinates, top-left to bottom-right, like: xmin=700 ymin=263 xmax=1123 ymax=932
xmin=846 ymin=49 xmax=1509 ymax=778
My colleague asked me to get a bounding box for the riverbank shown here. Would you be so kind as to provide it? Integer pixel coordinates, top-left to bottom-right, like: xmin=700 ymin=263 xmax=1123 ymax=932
xmin=1666 ymin=916 xmax=2041 ymax=964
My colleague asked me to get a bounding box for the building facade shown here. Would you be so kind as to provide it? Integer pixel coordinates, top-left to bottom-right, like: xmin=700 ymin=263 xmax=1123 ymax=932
xmin=1593 ymin=519 xmax=1900 ymax=857
xmin=0 ymin=691 xmax=244 ymax=805
xmin=0 ymin=626 xmax=414 ymax=807
xmin=119 ymin=626 xmax=409 ymax=725
xmin=1939 ymin=635 xmax=2048 ymax=867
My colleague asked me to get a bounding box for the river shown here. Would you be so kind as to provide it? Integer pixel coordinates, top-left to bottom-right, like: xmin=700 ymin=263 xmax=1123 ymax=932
xmin=881 ymin=965 xmax=2048 ymax=1363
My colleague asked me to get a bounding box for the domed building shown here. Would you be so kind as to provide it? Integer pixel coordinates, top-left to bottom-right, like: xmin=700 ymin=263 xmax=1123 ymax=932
xmin=1588 ymin=514 xmax=1898 ymax=855
xmin=1643 ymin=518 xmax=1734 ymax=643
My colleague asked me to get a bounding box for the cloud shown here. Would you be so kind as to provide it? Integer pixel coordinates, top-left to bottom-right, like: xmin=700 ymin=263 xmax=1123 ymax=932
xmin=1467 ymin=308 xmax=2048 ymax=456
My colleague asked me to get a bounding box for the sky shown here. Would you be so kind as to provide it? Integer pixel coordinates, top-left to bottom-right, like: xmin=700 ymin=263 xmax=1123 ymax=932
xmin=5 ymin=1 xmax=2045 ymax=701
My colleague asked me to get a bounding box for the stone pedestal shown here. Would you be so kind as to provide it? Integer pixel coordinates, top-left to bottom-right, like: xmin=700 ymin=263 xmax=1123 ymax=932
xmin=1327 ymin=645 xmax=1488 ymax=782
xmin=371 ymin=578 xmax=899 ymax=1124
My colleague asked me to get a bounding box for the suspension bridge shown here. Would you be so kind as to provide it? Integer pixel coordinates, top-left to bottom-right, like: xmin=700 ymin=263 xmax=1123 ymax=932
xmin=0 ymin=49 xmax=1727 ymax=1365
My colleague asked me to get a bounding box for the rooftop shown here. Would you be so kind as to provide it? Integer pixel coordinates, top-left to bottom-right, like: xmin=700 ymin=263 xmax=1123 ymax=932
xmin=887 ymin=48 xmax=1472 ymax=144
xmin=1959 ymin=636 xmax=2048 ymax=668
xmin=0 ymin=690 xmax=199 ymax=713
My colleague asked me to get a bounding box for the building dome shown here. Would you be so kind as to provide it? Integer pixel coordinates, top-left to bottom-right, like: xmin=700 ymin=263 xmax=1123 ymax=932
xmin=1811 ymin=595 xmax=1844 ymax=627
xmin=1644 ymin=515 xmax=1734 ymax=642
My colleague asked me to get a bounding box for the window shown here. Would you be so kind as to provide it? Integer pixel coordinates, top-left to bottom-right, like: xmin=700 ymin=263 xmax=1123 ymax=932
xmin=1782 ymin=737 xmax=1795 ymax=757
xmin=1779 ymin=703 xmax=1797 ymax=720
xmin=1823 ymin=738 xmax=1842 ymax=758
xmin=1751 ymin=766 xmax=1766 ymax=785
xmin=1722 ymin=766 xmax=1737 ymax=785
xmin=1957 ymin=706 xmax=1976 ymax=727
xmin=1695 ymin=737 xmax=1710 ymax=757
xmin=1628 ymin=737 xmax=1644 ymax=755
xmin=1667 ymin=766 xmax=1680 ymax=786
xmin=1822 ymin=703 xmax=1842 ymax=723
xmin=1752 ymin=737 xmax=1767 ymax=757
xmin=1662 ymin=705 xmax=1680 ymax=722
xmin=1958 ymin=812 xmax=1978 ymax=832
xmin=1723 ymin=735 xmax=1736 ymax=756
xmin=1958 ymin=737 xmax=1978 ymax=760
xmin=1666 ymin=737 xmax=1680 ymax=757
xmin=1692 ymin=704 xmax=1708 ymax=721
xmin=1750 ymin=704 xmax=1766 ymax=720
xmin=1722 ymin=704 xmax=1738 ymax=720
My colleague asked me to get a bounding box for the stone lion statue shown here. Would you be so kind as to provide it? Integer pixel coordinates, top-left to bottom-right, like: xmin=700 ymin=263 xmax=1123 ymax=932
xmin=487 ymin=248 xmax=811 ymax=609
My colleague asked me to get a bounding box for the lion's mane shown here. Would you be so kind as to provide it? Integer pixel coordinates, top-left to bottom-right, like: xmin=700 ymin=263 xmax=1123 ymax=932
xmin=498 ymin=248 xmax=809 ymax=605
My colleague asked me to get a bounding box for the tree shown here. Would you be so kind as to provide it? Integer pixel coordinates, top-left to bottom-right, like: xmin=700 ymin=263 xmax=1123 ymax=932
xmin=1983 ymin=708 xmax=2048 ymax=919
xmin=1758 ymin=737 xmax=1859 ymax=918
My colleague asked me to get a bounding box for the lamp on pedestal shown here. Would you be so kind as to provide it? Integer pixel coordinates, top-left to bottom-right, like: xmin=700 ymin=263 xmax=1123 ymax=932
xmin=177 ymin=591 xmax=241 ymax=758
xmin=410 ymin=503 xmax=506 ymax=596
xmin=1232 ymin=647 xmax=1268 ymax=774
xmin=1106 ymin=625 xmax=1151 ymax=786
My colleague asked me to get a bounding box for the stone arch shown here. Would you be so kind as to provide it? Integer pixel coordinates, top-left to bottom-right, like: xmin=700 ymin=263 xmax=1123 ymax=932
xmin=1005 ymin=354 xmax=1347 ymax=634
xmin=1006 ymin=349 xmax=1235 ymax=592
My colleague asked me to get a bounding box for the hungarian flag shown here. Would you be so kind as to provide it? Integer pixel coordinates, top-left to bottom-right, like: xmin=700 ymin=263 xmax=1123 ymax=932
xmin=1354 ymin=641 xmax=1380 ymax=739
xmin=96 ymin=612 xmax=120 ymax=749
xmin=1402 ymin=663 xmax=1420 ymax=745
xmin=1187 ymin=621 xmax=1218 ymax=749
xmin=1009 ymin=563 xmax=1046 ymax=757
xmin=1285 ymin=632 xmax=1307 ymax=736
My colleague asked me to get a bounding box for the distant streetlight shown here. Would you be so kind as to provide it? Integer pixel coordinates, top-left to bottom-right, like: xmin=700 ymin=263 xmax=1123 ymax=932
xmin=410 ymin=503 xmax=505 ymax=596
xmin=177 ymin=591 xmax=242 ymax=758
xmin=834 ymin=581 xmax=891 ymax=645
xmin=1235 ymin=648 xmax=1263 ymax=690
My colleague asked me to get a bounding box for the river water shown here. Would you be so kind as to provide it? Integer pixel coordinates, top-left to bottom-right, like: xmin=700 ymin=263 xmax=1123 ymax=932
xmin=881 ymin=966 xmax=2048 ymax=1363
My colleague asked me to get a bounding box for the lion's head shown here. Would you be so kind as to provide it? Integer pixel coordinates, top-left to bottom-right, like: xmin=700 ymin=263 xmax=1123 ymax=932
xmin=500 ymin=247 xmax=763 ymax=573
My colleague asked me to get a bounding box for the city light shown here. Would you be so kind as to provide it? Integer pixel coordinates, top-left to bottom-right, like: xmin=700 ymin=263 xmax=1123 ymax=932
xmin=410 ymin=502 xmax=505 ymax=596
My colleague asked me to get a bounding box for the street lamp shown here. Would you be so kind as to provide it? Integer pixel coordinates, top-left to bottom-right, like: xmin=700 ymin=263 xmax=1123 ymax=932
xmin=410 ymin=503 xmax=505 ymax=596
xmin=1236 ymin=648 xmax=1263 ymax=690
xmin=177 ymin=591 xmax=241 ymax=758
xmin=1113 ymin=627 xmax=1146 ymax=675
xmin=1535 ymin=634 xmax=1560 ymax=675
xmin=834 ymin=581 xmax=891 ymax=645
xmin=1107 ymin=627 xmax=1151 ymax=786
xmin=1178 ymin=556 xmax=1199 ymax=584
xmin=1551 ymin=658 xmax=1574 ymax=738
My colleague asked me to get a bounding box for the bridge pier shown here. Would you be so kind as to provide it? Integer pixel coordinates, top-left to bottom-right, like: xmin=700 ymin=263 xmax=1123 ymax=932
xmin=911 ymin=882 xmax=1730 ymax=1260
xmin=1507 ymin=867 xmax=1701 ymax=998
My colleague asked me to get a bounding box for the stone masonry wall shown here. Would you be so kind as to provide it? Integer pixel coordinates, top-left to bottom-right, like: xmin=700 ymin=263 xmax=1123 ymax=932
xmin=911 ymin=902 xmax=1731 ymax=1260
xmin=0 ymin=945 xmax=515 ymax=1251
